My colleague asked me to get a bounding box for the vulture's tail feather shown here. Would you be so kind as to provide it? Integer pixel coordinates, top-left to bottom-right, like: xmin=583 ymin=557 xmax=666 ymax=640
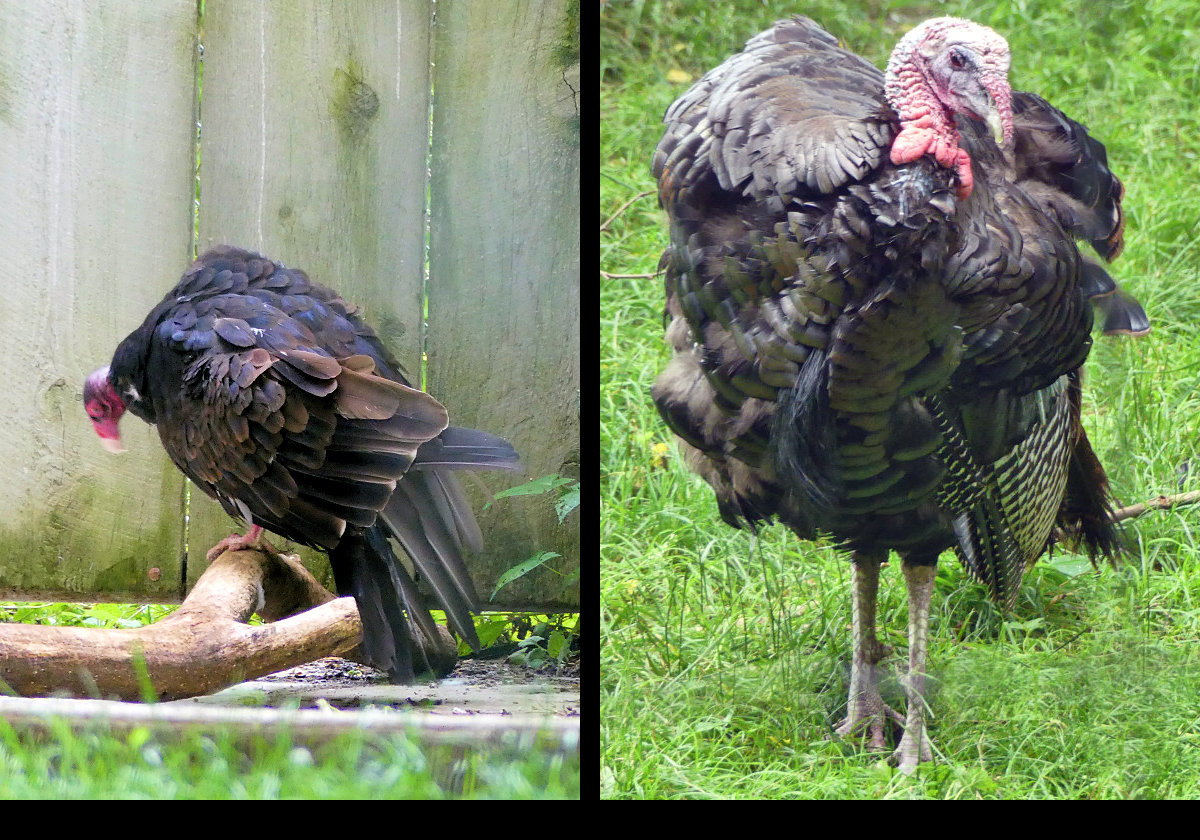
xmin=329 ymin=426 xmax=520 ymax=681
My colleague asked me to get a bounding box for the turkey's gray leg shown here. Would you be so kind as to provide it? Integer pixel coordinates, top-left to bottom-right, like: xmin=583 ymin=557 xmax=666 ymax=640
xmin=834 ymin=551 xmax=901 ymax=751
xmin=894 ymin=559 xmax=937 ymax=773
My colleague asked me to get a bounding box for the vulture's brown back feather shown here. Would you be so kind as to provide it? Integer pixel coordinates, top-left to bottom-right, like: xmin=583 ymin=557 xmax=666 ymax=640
xmin=106 ymin=246 xmax=521 ymax=680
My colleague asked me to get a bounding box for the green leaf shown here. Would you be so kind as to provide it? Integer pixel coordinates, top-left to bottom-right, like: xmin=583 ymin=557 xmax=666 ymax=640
xmin=492 ymin=474 xmax=575 ymax=500
xmin=475 ymin=616 xmax=511 ymax=648
xmin=489 ymin=552 xmax=561 ymax=601
xmin=1043 ymin=554 xmax=1094 ymax=577
xmin=555 ymin=484 xmax=580 ymax=522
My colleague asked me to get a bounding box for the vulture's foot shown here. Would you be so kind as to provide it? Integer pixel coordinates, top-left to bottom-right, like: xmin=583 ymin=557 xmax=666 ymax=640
xmin=205 ymin=524 xmax=278 ymax=562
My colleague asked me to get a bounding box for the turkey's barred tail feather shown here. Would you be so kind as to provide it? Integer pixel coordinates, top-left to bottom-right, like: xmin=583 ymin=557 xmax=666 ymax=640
xmin=952 ymin=500 xmax=1027 ymax=610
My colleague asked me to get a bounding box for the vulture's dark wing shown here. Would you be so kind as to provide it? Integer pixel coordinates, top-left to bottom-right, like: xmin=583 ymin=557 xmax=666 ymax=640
xmin=139 ymin=273 xmax=449 ymax=552
xmin=109 ymin=247 xmax=520 ymax=680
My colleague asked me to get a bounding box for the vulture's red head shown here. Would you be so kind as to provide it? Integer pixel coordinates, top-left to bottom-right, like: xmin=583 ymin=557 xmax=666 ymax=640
xmin=884 ymin=17 xmax=1013 ymax=199
xmin=83 ymin=366 xmax=127 ymax=453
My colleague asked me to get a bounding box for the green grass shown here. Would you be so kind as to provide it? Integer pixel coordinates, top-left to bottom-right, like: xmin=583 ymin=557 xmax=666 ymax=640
xmin=0 ymin=723 xmax=578 ymax=799
xmin=0 ymin=602 xmax=179 ymax=629
xmin=0 ymin=603 xmax=579 ymax=798
xmin=601 ymin=0 xmax=1200 ymax=798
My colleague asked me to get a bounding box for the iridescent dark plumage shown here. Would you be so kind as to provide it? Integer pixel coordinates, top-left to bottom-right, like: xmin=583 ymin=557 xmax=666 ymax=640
xmin=85 ymin=246 xmax=520 ymax=683
xmin=651 ymin=16 xmax=1142 ymax=771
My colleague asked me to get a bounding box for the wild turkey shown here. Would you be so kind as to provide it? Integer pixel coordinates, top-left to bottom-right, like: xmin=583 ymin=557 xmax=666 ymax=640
xmin=83 ymin=246 xmax=520 ymax=683
xmin=651 ymin=16 xmax=1145 ymax=773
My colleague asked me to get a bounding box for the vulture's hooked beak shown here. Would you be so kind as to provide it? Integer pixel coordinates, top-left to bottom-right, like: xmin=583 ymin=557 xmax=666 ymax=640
xmin=98 ymin=434 xmax=126 ymax=454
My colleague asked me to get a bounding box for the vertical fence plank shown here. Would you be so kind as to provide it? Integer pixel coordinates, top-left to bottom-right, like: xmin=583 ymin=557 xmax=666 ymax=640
xmin=0 ymin=1 xmax=199 ymax=600
xmin=429 ymin=0 xmax=580 ymax=609
xmin=192 ymin=1 xmax=434 ymax=580
xmin=2 ymin=0 xmax=577 ymax=611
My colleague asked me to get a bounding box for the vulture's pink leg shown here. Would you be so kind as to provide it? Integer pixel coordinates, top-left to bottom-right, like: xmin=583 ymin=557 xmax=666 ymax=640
xmin=205 ymin=524 xmax=277 ymax=562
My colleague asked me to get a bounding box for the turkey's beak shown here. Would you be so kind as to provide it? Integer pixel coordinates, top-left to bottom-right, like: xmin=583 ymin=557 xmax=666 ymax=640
xmin=986 ymin=110 xmax=1005 ymax=146
xmin=965 ymin=82 xmax=1012 ymax=148
xmin=980 ymin=81 xmax=1013 ymax=148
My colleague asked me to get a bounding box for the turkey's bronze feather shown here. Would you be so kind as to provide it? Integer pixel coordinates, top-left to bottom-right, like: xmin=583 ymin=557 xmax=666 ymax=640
xmin=651 ymin=16 xmax=1141 ymax=771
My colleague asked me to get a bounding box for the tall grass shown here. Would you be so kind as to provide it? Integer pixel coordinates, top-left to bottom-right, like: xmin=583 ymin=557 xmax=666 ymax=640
xmin=601 ymin=0 xmax=1200 ymax=798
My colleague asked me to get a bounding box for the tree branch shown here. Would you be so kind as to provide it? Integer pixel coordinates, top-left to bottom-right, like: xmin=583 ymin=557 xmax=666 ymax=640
xmin=1110 ymin=490 xmax=1200 ymax=524
xmin=600 ymin=189 xmax=654 ymax=233
xmin=600 ymin=270 xmax=662 ymax=280
xmin=0 ymin=547 xmax=450 ymax=701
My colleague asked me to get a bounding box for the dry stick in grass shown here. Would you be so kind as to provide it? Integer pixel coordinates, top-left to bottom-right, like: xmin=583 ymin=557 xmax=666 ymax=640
xmin=0 ymin=546 xmax=456 ymax=701
xmin=601 ymin=190 xmax=662 ymax=280
xmin=1110 ymin=490 xmax=1200 ymax=523
xmin=601 ymin=270 xmax=662 ymax=280
xmin=600 ymin=189 xmax=654 ymax=233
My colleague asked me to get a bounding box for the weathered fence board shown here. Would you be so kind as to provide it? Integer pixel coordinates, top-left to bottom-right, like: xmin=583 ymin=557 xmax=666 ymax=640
xmin=0 ymin=2 xmax=198 ymax=601
xmin=190 ymin=0 xmax=438 ymax=592
xmin=429 ymin=0 xmax=581 ymax=609
xmin=0 ymin=0 xmax=578 ymax=611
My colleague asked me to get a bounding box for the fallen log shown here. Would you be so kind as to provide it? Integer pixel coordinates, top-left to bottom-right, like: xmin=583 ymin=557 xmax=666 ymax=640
xmin=0 ymin=546 xmax=454 ymax=701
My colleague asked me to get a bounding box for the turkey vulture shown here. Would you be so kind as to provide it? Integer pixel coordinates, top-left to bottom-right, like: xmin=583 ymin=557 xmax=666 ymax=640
xmin=84 ymin=246 xmax=520 ymax=683
xmin=652 ymin=16 xmax=1145 ymax=772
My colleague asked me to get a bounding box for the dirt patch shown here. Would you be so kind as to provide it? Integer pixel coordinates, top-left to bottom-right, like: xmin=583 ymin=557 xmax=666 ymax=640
xmin=197 ymin=656 xmax=580 ymax=718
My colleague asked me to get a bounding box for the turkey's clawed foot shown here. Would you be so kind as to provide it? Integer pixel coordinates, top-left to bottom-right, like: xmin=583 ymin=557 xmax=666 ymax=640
xmin=835 ymin=555 xmax=897 ymax=752
xmin=834 ymin=703 xmax=905 ymax=753
xmin=892 ymin=723 xmax=934 ymax=775
xmin=205 ymin=524 xmax=278 ymax=562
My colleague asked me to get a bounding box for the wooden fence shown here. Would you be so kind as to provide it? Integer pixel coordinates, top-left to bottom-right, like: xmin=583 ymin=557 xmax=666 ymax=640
xmin=0 ymin=1 xmax=579 ymax=611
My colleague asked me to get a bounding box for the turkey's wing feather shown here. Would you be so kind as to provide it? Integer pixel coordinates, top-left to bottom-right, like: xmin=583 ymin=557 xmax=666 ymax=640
xmin=654 ymin=15 xmax=893 ymax=211
xmin=1007 ymin=91 xmax=1126 ymax=261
